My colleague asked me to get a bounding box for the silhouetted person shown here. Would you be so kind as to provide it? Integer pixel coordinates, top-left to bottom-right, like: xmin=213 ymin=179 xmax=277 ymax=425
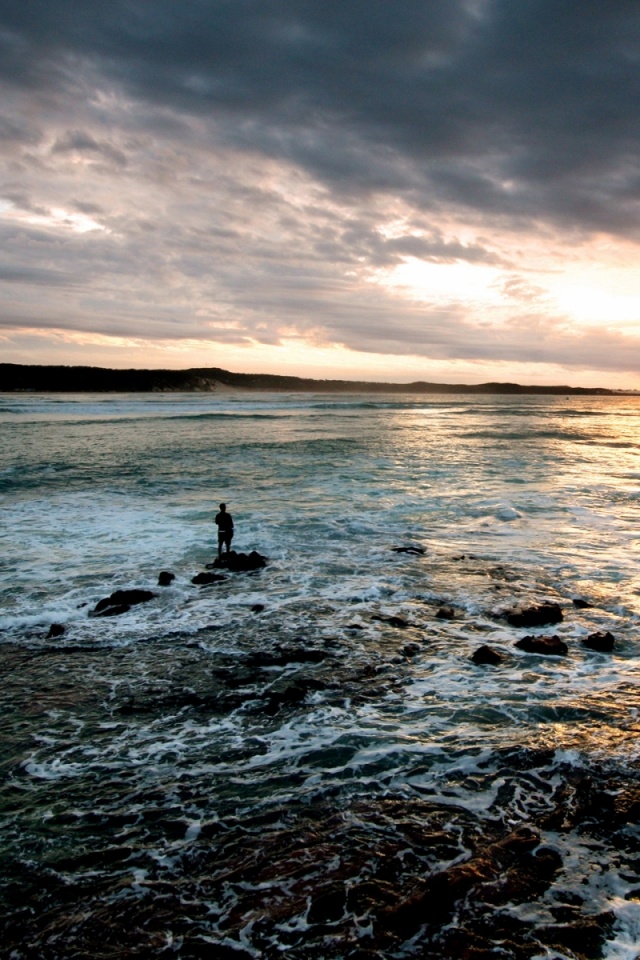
xmin=215 ymin=503 xmax=234 ymax=557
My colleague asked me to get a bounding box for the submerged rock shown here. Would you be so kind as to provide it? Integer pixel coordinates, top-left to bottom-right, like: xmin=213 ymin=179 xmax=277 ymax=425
xmin=582 ymin=631 xmax=615 ymax=652
xmin=46 ymin=623 xmax=66 ymax=639
xmin=91 ymin=589 xmax=155 ymax=617
xmin=515 ymin=634 xmax=568 ymax=656
xmin=158 ymin=571 xmax=175 ymax=586
xmin=392 ymin=545 xmax=426 ymax=555
xmin=471 ymin=645 xmax=503 ymax=665
xmin=506 ymin=603 xmax=563 ymax=627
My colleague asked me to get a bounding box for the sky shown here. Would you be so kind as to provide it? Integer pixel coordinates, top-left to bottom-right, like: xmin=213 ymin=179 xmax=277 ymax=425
xmin=1 ymin=0 xmax=640 ymax=387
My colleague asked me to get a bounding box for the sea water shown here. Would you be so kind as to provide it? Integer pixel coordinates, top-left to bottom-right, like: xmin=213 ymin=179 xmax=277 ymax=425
xmin=1 ymin=391 xmax=640 ymax=957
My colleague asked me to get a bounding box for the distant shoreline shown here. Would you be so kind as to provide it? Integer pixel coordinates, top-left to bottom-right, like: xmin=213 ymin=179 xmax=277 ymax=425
xmin=0 ymin=363 xmax=628 ymax=395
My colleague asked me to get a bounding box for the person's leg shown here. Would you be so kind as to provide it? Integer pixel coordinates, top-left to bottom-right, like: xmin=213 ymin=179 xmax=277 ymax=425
xmin=218 ymin=533 xmax=224 ymax=558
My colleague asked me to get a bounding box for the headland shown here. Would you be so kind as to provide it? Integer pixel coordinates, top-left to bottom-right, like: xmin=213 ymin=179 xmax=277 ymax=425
xmin=0 ymin=363 xmax=620 ymax=395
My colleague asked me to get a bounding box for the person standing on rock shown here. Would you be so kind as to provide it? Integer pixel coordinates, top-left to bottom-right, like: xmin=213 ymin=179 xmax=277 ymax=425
xmin=215 ymin=503 xmax=234 ymax=558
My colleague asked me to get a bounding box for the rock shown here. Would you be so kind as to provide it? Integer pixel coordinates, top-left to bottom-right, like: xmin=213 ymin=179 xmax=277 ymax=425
xmin=537 ymin=914 xmax=615 ymax=958
xmin=210 ymin=550 xmax=267 ymax=572
xmin=471 ymin=645 xmax=503 ymax=665
xmin=307 ymin=885 xmax=346 ymax=923
xmin=251 ymin=603 xmax=265 ymax=613
xmin=191 ymin=572 xmax=227 ymax=585
xmin=436 ymin=606 xmax=455 ymax=620
xmin=572 ymin=597 xmax=594 ymax=609
xmin=402 ymin=643 xmax=422 ymax=657
xmin=93 ymin=604 xmax=131 ymax=618
xmin=246 ymin=648 xmax=328 ymax=667
xmin=582 ymin=631 xmax=615 ymax=652
xmin=392 ymin=546 xmax=426 ymax=555
xmin=372 ymin=614 xmax=410 ymax=628
xmin=46 ymin=623 xmax=65 ymax=639
xmin=506 ymin=603 xmax=563 ymax=627
xmin=158 ymin=571 xmax=175 ymax=586
xmin=515 ymin=635 xmax=568 ymax=656
xmin=381 ymin=827 xmax=547 ymax=938
xmin=91 ymin=589 xmax=155 ymax=616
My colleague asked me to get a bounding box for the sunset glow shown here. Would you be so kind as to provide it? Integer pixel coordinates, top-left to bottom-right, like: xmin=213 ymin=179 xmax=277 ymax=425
xmin=1 ymin=2 xmax=640 ymax=388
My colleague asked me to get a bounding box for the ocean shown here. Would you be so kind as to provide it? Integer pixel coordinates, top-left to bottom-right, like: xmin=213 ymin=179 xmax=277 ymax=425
xmin=1 ymin=391 xmax=640 ymax=958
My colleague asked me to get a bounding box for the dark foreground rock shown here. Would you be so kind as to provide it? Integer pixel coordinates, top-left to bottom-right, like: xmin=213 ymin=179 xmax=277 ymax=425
xmin=515 ymin=634 xmax=568 ymax=656
xmin=2 ymin=635 xmax=635 ymax=960
xmin=372 ymin=614 xmax=411 ymax=628
xmin=436 ymin=605 xmax=455 ymax=620
xmin=191 ymin=572 xmax=228 ymax=585
xmin=582 ymin=631 xmax=615 ymax=652
xmin=209 ymin=550 xmax=267 ymax=571
xmin=381 ymin=826 xmax=557 ymax=937
xmin=90 ymin=589 xmax=156 ymax=617
xmin=506 ymin=603 xmax=563 ymax=627
xmin=471 ymin=645 xmax=503 ymax=665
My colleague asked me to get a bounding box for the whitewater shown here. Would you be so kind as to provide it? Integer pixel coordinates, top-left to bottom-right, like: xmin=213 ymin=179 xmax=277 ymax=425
xmin=1 ymin=391 xmax=640 ymax=958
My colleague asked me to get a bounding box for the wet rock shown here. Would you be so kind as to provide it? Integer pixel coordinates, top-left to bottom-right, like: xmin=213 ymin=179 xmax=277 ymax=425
xmin=392 ymin=545 xmax=426 ymax=555
xmin=54 ymin=845 xmax=134 ymax=871
xmin=506 ymin=603 xmax=563 ymax=627
xmin=158 ymin=571 xmax=175 ymax=586
xmin=471 ymin=645 xmax=503 ymax=665
xmin=572 ymin=597 xmax=594 ymax=609
xmin=93 ymin=603 xmax=131 ymax=617
xmin=251 ymin=603 xmax=265 ymax=613
xmin=402 ymin=643 xmax=422 ymax=658
xmin=515 ymin=634 xmax=568 ymax=656
xmin=381 ymin=827 xmax=545 ymax=938
xmin=46 ymin=623 xmax=65 ymax=639
xmin=537 ymin=913 xmax=615 ymax=958
xmin=91 ymin=589 xmax=156 ymax=616
xmin=210 ymin=550 xmax=267 ymax=571
xmin=572 ymin=777 xmax=616 ymax=823
xmin=372 ymin=614 xmax=410 ymax=628
xmin=191 ymin=572 xmax=227 ymax=585
xmin=436 ymin=606 xmax=455 ymax=620
xmin=382 ymin=859 xmax=495 ymax=933
xmin=246 ymin=647 xmax=329 ymax=667
xmin=261 ymin=677 xmax=329 ymax=715
xmin=307 ymin=885 xmax=346 ymax=923
xmin=582 ymin=631 xmax=615 ymax=652
xmin=612 ymin=788 xmax=640 ymax=827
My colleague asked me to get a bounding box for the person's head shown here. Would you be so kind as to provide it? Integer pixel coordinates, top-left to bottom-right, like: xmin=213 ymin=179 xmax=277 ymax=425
xmin=219 ymin=503 xmax=226 ymax=511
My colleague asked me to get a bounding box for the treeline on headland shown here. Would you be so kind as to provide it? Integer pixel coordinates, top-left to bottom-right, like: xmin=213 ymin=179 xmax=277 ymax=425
xmin=0 ymin=363 xmax=618 ymax=395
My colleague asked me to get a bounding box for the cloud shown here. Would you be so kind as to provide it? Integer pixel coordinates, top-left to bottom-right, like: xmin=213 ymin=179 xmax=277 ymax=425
xmin=1 ymin=1 xmax=640 ymax=383
xmin=3 ymin=1 xmax=639 ymax=230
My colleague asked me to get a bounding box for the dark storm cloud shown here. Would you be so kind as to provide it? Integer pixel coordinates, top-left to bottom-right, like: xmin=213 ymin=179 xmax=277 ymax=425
xmin=0 ymin=263 xmax=73 ymax=285
xmin=51 ymin=130 xmax=128 ymax=167
xmin=1 ymin=0 xmax=639 ymax=235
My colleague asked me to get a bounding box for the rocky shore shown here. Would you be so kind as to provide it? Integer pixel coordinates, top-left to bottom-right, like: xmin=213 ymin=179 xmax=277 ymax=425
xmin=3 ymin=547 xmax=634 ymax=960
